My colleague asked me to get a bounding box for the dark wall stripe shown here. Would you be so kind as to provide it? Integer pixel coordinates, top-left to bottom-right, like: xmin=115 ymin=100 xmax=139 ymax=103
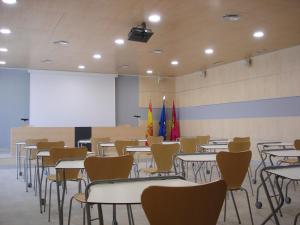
xmin=139 ymin=96 xmax=300 ymax=121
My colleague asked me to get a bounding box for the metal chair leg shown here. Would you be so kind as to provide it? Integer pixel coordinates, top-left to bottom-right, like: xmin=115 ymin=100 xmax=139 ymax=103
xmin=241 ymin=187 xmax=254 ymax=225
xmin=247 ymin=170 xmax=254 ymax=196
xmin=48 ymin=181 xmax=53 ymax=222
xmin=294 ymin=212 xmax=300 ymax=225
xmin=68 ymin=196 xmax=74 ymax=225
xmin=97 ymin=204 xmax=104 ymax=225
xmin=44 ymin=175 xmax=48 ymax=212
xmin=230 ymin=191 xmax=241 ymax=224
xmin=112 ymin=204 xmax=118 ymax=225
xmin=83 ymin=205 xmax=86 ymax=225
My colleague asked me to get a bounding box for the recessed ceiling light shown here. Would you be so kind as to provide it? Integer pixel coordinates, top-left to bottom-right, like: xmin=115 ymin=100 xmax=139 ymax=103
xmin=93 ymin=54 xmax=102 ymax=59
xmin=148 ymin=14 xmax=161 ymax=23
xmin=53 ymin=40 xmax=69 ymax=46
xmin=0 ymin=47 xmax=8 ymax=52
xmin=0 ymin=61 xmax=6 ymax=65
xmin=222 ymin=14 xmax=240 ymax=21
xmin=204 ymin=48 xmax=214 ymax=55
xmin=253 ymin=31 xmax=264 ymax=38
xmin=114 ymin=38 xmax=124 ymax=45
xmin=153 ymin=49 xmax=163 ymax=54
xmin=146 ymin=70 xmax=153 ymax=74
xmin=78 ymin=65 xmax=85 ymax=70
xmin=2 ymin=0 xmax=17 ymax=4
xmin=0 ymin=28 xmax=11 ymax=34
xmin=171 ymin=60 xmax=179 ymax=65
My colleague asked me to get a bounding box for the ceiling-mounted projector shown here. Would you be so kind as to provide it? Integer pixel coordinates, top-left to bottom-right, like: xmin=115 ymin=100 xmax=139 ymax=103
xmin=128 ymin=22 xmax=153 ymax=43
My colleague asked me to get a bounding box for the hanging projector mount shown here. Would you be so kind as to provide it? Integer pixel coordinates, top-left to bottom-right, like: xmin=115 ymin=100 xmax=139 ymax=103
xmin=128 ymin=22 xmax=153 ymax=43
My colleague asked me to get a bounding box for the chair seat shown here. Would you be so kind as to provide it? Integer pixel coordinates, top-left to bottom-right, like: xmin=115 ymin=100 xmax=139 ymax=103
xmin=280 ymin=158 xmax=299 ymax=164
xmin=74 ymin=193 xmax=86 ymax=203
xmin=142 ymin=167 xmax=172 ymax=174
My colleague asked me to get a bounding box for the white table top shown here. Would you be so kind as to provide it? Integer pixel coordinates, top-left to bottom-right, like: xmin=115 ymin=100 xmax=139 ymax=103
xmin=100 ymin=143 xmax=115 ymax=147
xmin=266 ymin=166 xmax=300 ymax=180
xmin=264 ymin=150 xmax=300 ymax=157
xmin=209 ymin=140 xmax=230 ymax=145
xmin=55 ymin=160 xmax=84 ymax=169
xmin=37 ymin=151 xmax=50 ymax=157
xmin=16 ymin=141 xmax=26 ymax=145
xmin=162 ymin=141 xmax=180 ymax=145
xmin=87 ymin=178 xmax=196 ymax=204
xmin=262 ymin=142 xmax=294 ymax=147
xmin=177 ymin=153 xmax=217 ymax=162
xmin=137 ymin=139 xmax=147 ymax=142
xmin=126 ymin=146 xmax=151 ymax=152
xmin=38 ymin=151 xmax=94 ymax=158
xmin=78 ymin=139 xmax=91 ymax=144
xmin=200 ymin=144 xmax=228 ymax=150
xmin=24 ymin=145 xmax=37 ymax=150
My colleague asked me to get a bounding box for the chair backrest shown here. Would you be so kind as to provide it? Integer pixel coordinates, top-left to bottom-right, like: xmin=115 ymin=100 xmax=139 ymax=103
xmin=25 ymin=138 xmax=48 ymax=159
xmin=91 ymin=137 xmax=111 ymax=153
xmin=294 ymin=139 xmax=300 ymax=150
xmin=115 ymin=140 xmax=139 ymax=156
xmin=196 ymin=136 xmax=210 ymax=151
xmin=36 ymin=141 xmax=65 ymax=167
xmin=25 ymin=138 xmax=48 ymax=145
xmin=84 ymin=155 xmax=133 ymax=181
xmin=50 ymin=147 xmax=87 ymax=180
xmin=233 ymin=137 xmax=250 ymax=142
xmin=151 ymin=143 xmax=180 ymax=173
xmin=216 ymin=151 xmax=252 ymax=189
xmin=141 ymin=180 xmax=227 ymax=225
xmin=147 ymin=136 xmax=163 ymax=146
xmin=180 ymin=137 xmax=198 ymax=153
xmin=228 ymin=141 xmax=250 ymax=153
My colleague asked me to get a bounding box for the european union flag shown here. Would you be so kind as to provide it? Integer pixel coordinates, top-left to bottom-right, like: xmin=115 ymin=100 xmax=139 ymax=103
xmin=158 ymin=100 xmax=167 ymax=140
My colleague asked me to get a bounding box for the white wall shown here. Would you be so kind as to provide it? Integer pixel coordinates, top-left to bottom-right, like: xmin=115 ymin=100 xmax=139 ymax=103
xmin=29 ymin=70 xmax=116 ymax=127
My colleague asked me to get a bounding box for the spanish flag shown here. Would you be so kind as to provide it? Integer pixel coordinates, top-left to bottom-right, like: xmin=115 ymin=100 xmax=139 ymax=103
xmin=146 ymin=100 xmax=153 ymax=143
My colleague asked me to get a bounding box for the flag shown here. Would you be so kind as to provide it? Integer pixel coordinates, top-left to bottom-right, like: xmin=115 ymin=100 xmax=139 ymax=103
xmin=145 ymin=100 xmax=153 ymax=143
xmin=170 ymin=100 xmax=180 ymax=141
xmin=158 ymin=99 xmax=167 ymax=140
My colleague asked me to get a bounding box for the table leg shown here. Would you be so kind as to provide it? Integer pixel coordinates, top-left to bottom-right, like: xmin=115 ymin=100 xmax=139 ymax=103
xmin=16 ymin=144 xmax=19 ymax=179
xmin=260 ymin=171 xmax=282 ymax=225
xmin=112 ymin=204 xmax=118 ymax=225
xmin=126 ymin=204 xmax=134 ymax=225
xmin=25 ymin=149 xmax=29 ymax=192
xmin=56 ymin=169 xmax=63 ymax=225
xmin=37 ymin=156 xmax=45 ymax=213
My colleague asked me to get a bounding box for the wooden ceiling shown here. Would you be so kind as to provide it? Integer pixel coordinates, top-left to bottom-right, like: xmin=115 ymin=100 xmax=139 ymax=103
xmin=0 ymin=0 xmax=300 ymax=76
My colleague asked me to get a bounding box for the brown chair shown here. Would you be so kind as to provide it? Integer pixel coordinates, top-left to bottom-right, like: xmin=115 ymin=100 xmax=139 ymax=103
xmin=280 ymin=139 xmax=300 ymax=164
xmin=24 ymin=138 xmax=48 ymax=192
xmin=47 ymin=147 xmax=87 ymax=222
xmin=216 ymin=151 xmax=254 ymax=225
xmin=68 ymin=155 xmax=134 ymax=225
xmin=115 ymin=140 xmax=139 ymax=156
xmin=180 ymin=137 xmax=198 ymax=154
xmin=141 ymin=180 xmax=227 ymax=225
xmin=36 ymin=141 xmax=65 ymax=211
xmin=91 ymin=137 xmax=111 ymax=155
xmin=196 ymin=135 xmax=210 ymax=151
xmin=228 ymin=141 xmax=250 ymax=153
xmin=147 ymin=136 xmax=163 ymax=146
xmin=233 ymin=137 xmax=250 ymax=142
xmin=142 ymin=143 xmax=180 ymax=175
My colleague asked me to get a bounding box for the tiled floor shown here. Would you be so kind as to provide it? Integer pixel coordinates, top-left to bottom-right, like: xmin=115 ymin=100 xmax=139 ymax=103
xmin=0 ymin=156 xmax=299 ymax=225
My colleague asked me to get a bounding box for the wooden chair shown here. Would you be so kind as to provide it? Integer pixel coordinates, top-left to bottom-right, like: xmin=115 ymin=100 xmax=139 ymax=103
xmin=142 ymin=143 xmax=180 ymax=175
xmin=36 ymin=141 xmax=65 ymax=211
xmin=115 ymin=140 xmax=139 ymax=176
xmin=24 ymin=138 xmax=48 ymax=192
xmin=141 ymin=180 xmax=227 ymax=225
xmin=228 ymin=141 xmax=250 ymax=153
xmin=68 ymin=155 xmax=133 ymax=225
xmin=47 ymin=147 xmax=87 ymax=222
xmin=115 ymin=140 xmax=139 ymax=156
xmin=147 ymin=136 xmax=163 ymax=146
xmin=91 ymin=137 xmax=111 ymax=155
xmin=233 ymin=137 xmax=250 ymax=142
xmin=180 ymin=137 xmax=197 ymax=154
xmin=216 ymin=151 xmax=254 ymax=225
xmin=196 ymin=135 xmax=210 ymax=151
